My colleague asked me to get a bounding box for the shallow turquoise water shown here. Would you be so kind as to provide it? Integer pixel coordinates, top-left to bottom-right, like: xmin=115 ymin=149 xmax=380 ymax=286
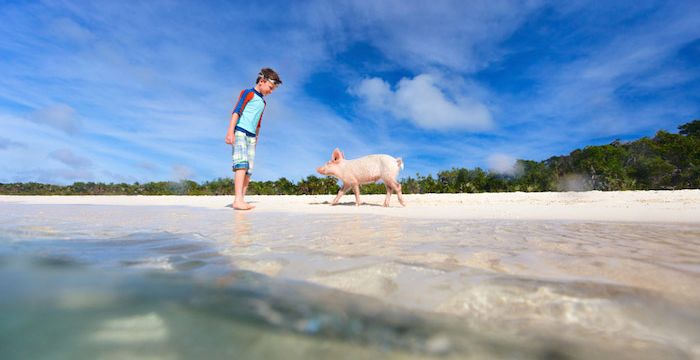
xmin=1 ymin=203 xmax=699 ymax=359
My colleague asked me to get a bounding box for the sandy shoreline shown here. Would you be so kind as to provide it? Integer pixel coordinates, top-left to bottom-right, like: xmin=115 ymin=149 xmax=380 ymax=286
xmin=2 ymin=189 xmax=700 ymax=223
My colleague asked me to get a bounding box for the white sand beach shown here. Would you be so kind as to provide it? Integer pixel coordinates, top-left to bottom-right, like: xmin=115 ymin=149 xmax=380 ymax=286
xmin=3 ymin=189 xmax=700 ymax=222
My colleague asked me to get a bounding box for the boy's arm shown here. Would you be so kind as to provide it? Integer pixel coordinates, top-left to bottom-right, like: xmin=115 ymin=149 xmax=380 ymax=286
xmin=226 ymin=89 xmax=249 ymax=144
xmin=225 ymin=112 xmax=240 ymax=144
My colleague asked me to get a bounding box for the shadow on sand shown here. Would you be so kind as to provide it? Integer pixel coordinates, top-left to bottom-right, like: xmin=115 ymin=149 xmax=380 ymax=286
xmin=309 ymin=201 xmax=384 ymax=207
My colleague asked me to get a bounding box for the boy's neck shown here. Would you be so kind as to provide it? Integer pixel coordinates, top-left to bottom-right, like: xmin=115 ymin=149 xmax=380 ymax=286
xmin=254 ymin=83 xmax=264 ymax=95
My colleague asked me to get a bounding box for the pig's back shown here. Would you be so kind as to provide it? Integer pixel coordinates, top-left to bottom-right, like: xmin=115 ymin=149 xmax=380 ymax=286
xmin=347 ymin=155 xmax=399 ymax=183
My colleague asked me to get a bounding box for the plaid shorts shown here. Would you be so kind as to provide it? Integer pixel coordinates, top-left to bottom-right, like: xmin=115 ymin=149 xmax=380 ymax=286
xmin=232 ymin=131 xmax=257 ymax=175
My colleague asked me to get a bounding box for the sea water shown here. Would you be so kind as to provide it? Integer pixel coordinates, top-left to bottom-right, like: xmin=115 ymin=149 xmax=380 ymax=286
xmin=1 ymin=203 xmax=699 ymax=359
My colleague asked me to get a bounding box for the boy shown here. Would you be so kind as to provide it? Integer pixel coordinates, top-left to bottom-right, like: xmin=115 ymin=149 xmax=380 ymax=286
xmin=225 ymin=68 xmax=282 ymax=210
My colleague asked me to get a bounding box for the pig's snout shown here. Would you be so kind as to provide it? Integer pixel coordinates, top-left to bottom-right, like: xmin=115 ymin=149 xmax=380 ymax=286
xmin=316 ymin=166 xmax=326 ymax=175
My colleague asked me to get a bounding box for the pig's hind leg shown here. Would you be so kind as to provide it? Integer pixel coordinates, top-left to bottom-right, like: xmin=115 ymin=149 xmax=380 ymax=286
xmin=353 ymin=184 xmax=362 ymax=206
xmin=387 ymin=179 xmax=406 ymax=207
xmin=383 ymin=183 xmax=392 ymax=207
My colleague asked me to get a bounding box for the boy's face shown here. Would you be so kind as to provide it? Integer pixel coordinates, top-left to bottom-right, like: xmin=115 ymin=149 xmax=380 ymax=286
xmin=260 ymin=78 xmax=278 ymax=95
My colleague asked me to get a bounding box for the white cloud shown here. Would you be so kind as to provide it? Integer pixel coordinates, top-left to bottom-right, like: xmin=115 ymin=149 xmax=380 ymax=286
xmin=487 ymin=153 xmax=518 ymax=175
xmin=172 ymin=165 xmax=194 ymax=181
xmin=54 ymin=168 xmax=96 ymax=182
xmin=9 ymin=167 xmax=95 ymax=184
xmin=351 ymin=78 xmax=392 ymax=108
xmin=49 ymin=148 xmax=93 ymax=169
xmin=316 ymin=0 xmax=544 ymax=72
xmin=138 ymin=161 xmax=160 ymax=172
xmin=353 ymin=74 xmax=493 ymax=131
xmin=0 ymin=137 xmax=26 ymax=150
xmin=49 ymin=17 xmax=95 ymax=43
xmin=26 ymin=104 xmax=83 ymax=134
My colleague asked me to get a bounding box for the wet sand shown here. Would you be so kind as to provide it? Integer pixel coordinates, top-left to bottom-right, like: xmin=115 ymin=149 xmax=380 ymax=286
xmin=2 ymin=189 xmax=700 ymax=222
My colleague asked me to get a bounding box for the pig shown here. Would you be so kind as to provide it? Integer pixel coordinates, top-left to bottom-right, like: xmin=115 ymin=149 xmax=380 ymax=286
xmin=316 ymin=148 xmax=406 ymax=207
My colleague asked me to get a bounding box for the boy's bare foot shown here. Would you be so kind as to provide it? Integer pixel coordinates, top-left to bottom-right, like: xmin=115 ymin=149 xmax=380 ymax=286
xmin=232 ymin=202 xmax=255 ymax=210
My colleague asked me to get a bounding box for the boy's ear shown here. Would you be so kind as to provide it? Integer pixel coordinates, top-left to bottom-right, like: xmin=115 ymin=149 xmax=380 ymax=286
xmin=332 ymin=148 xmax=343 ymax=162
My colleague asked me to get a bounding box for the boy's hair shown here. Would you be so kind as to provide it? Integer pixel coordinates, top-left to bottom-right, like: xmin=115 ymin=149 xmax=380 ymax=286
xmin=256 ymin=68 xmax=282 ymax=86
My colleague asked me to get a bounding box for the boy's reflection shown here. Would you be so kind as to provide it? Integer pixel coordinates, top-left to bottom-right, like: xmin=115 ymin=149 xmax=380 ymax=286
xmin=232 ymin=211 xmax=252 ymax=245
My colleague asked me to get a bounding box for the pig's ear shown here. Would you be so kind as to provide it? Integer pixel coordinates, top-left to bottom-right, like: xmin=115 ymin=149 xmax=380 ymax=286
xmin=332 ymin=148 xmax=343 ymax=162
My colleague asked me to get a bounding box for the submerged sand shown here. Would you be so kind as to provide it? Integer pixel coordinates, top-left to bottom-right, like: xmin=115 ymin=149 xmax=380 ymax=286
xmin=2 ymin=191 xmax=699 ymax=301
xmin=2 ymin=191 xmax=700 ymax=357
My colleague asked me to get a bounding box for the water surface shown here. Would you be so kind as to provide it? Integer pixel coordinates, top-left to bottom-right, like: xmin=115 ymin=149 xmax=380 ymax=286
xmin=1 ymin=203 xmax=699 ymax=359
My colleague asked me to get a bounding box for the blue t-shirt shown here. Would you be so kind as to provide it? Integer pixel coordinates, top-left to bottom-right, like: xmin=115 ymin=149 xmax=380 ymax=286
xmin=232 ymin=88 xmax=266 ymax=136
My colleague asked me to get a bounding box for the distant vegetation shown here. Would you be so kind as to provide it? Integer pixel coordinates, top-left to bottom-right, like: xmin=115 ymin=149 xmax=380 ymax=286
xmin=2 ymin=120 xmax=698 ymax=195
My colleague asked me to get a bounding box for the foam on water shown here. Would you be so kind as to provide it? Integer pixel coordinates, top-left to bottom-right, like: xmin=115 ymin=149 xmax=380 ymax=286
xmin=1 ymin=203 xmax=699 ymax=359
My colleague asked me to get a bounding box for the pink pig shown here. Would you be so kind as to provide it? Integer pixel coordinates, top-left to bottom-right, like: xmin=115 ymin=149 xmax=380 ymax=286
xmin=316 ymin=148 xmax=406 ymax=207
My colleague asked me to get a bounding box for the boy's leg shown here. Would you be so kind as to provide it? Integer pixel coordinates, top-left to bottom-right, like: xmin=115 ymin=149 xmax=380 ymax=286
xmin=231 ymin=131 xmax=255 ymax=210
xmin=233 ymin=169 xmax=254 ymax=210
xmin=242 ymin=173 xmax=251 ymax=195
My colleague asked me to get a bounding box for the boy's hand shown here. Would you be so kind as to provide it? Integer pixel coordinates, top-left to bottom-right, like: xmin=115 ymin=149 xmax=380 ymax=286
xmin=225 ymin=133 xmax=235 ymax=144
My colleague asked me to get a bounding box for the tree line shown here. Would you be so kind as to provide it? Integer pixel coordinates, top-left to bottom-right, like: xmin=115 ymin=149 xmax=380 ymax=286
xmin=2 ymin=120 xmax=698 ymax=195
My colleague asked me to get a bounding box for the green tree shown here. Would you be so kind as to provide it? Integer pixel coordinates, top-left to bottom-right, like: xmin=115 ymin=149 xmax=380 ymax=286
xmin=274 ymin=177 xmax=297 ymax=195
xmin=297 ymin=176 xmax=339 ymax=195
xmin=571 ymin=143 xmax=633 ymax=190
xmin=679 ymin=120 xmax=700 ymax=138
xmin=512 ymin=160 xmax=555 ymax=192
xmin=203 ymin=178 xmax=234 ymax=195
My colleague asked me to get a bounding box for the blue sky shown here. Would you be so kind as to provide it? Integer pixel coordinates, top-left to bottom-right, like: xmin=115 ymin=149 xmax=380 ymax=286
xmin=1 ymin=0 xmax=699 ymax=184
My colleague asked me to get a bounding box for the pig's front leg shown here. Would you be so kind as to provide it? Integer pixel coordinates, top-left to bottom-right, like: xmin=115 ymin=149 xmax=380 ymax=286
xmin=331 ymin=184 xmax=350 ymax=205
xmin=353 ymin=184 xmax=362 ymax=206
